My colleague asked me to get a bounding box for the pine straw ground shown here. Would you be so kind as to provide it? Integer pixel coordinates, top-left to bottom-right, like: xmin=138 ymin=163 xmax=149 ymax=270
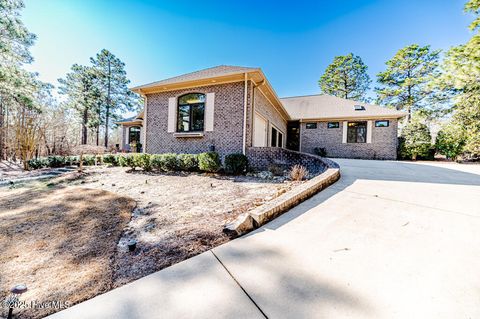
xmin=0 ymin=167 xmax=293 ymax=318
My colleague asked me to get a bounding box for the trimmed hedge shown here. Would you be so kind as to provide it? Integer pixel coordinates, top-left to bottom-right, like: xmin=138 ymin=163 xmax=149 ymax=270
xmin=198 ymin=152 xmax=221 ymax=172
xmin=26 ymin=151 xmax=249 ymax=175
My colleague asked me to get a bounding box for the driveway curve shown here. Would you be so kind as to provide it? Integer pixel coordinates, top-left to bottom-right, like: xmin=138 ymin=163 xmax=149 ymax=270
xmin=48 ymin=159 xmax=480 ymax=319
xmin=214 ymin=159 xmax=480 ymax=318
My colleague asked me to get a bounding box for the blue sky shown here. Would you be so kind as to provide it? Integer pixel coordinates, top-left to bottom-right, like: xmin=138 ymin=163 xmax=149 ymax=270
xmin=23 ymin=0 xmax=473 ymax=98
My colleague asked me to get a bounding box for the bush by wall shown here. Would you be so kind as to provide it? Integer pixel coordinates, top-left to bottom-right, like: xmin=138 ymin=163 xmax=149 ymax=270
xmin=313 ymin=147 xmax=327 ymax=157
xmin=177 ymin=154 xmax=198 ymax=171
xmin=224 ymin=153 xmax=248 ymax=174
xmin=198 ymin=152 xmax=221 ymax=172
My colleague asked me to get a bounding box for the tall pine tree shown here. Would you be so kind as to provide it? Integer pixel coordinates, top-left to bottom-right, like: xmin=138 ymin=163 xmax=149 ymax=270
xmin=90 ymin=49 xmax=138 ymax=148
xmin=318 ymin=53 xmax=371 ymax=102
xmin=376 ymin=44 xmax=440 ymax=122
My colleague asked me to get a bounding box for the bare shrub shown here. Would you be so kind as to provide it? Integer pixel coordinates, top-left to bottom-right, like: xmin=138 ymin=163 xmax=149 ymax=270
xmin=289 ymin=164 xmax=309 ymax=181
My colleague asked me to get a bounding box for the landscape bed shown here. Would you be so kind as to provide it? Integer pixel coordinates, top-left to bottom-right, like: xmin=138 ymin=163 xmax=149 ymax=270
xmin=0 ymin=163 xmax=310 ymax=319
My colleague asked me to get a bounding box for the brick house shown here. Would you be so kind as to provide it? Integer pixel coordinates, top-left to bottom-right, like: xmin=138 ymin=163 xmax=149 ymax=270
xmin=117 ymin=65 xmax=406 ymax=160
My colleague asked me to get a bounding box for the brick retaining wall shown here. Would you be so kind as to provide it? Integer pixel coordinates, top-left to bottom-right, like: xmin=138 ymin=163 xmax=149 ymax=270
xmin=246 ymin=147 xmax=337 ymax=174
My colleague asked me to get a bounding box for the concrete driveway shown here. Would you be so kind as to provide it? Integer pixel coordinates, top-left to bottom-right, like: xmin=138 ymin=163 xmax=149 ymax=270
xmin=48 ymin=159 xmax=480 ymax=319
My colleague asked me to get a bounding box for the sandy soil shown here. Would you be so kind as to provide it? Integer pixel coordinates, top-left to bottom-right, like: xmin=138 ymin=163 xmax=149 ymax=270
xmin=0 ymin=166 xmax=294 ymax=318
xmin=68 ymin=166 xmax=293 ymax=287
xmin=0 ymin=185 xmax=136 ymax=319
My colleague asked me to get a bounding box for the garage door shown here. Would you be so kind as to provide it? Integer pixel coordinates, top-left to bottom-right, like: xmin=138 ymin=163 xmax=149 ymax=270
xmin=253 ymin=113 xmax=267 ymax=147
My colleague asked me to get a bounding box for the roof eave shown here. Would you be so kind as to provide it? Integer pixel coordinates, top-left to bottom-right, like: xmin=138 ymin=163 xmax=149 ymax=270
xmin=295 ymin=113 xmax=407 ymax=122
xmin=130 ymin=69 xmax=262 ymax=94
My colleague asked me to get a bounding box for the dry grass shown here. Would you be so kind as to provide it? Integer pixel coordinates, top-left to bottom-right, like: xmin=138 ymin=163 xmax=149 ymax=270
xmin=0 ymin=166 xmax=294 ymax=318
xmin=289 ymin=164 xmax=309 ymax=181
xmin=0 ymin=186 xmax=136 ymax=319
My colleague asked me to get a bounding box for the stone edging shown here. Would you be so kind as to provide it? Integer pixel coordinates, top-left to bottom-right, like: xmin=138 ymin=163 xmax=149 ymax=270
xmin=224 ymin=157 xmax=340 ymax=237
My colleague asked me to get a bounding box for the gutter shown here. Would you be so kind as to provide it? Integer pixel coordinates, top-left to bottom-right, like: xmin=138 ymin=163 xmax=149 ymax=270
xmin=242 ymin=73 xmax=248 ymax=155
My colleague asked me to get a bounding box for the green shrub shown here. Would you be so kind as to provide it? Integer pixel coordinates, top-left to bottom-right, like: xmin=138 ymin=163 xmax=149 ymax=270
xmin=198 ymin=152 xmax=221 ymax=172
xmin=177 ymin=154 xmax=198 ymax=171
xmin=150 ymin=154 xmax=163 ymax=170
xmin=313 ymin=147 xmax=327 ymax=157
xmin=47 ymin=156 xmax=66 ymax=168
xmin=161 ymin=153 xmax=179 ymax=171
xmin=399 ymin=121 xmax=432 ymax=160
xmin=27 ymin=157 xmax=48 ymax=170
xmin=103 ymin=154 xmax=119 ymax=166
xmin=435 ymin=123 xmax=466 ymax=161
xmin=65 ymin=156 xmax=79 ymax=166
xmin=82 ymin=155 xmax=96 ymax=166
xmin=138 ymin=153 xmax=152 ymax=171
xmin=224 ymin=153 xmax=248 ymax=174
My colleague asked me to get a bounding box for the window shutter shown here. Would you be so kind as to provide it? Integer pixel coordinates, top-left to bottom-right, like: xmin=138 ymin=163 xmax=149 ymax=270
xmin=205 ymin=93 xmax=215 ymax=132
xmin=167 ymin=97 xmax=176 ymax=133
xmin=342 ymin=121 xmax=348 ymax=143
xmin=367 ymin=120 xmax=373 ymax=143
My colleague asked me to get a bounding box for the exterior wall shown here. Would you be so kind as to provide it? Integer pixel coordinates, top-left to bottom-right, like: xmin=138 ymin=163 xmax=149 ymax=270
xmin=300 ymin=119 xmax=399 ymax=160
xmin=248 ymin=87 xmax=288 ymax=147
xmin=144 ymin=82 xmax=249 ymax=157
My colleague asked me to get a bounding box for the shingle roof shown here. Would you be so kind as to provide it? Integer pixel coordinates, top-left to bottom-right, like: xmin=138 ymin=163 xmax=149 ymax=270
xmin=116 ymin=116 xmax=136 ymax=123
xmin=280 ymin=94 xmax=407 ymax=120
xmin=132 ymin=65 xmax=259 ymax=90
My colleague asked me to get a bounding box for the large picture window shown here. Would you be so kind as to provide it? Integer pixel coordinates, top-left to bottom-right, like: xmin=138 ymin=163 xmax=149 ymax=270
xmin=177 ymin=93 xmax=205 ymax=132
xmin=347 ymin=122 xmax=367 ymax=143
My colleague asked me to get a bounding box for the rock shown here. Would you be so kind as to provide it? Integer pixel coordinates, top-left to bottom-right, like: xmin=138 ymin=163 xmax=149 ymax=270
xmin=112 ymin=183 xmax=116 ymax=186
xmin=223 ymin=213 xmax=255 ymax=237
xmin=144 ymin=223 xmax=155 ymax=232
xmin=257 ymin=171 xmax=274 ymax=180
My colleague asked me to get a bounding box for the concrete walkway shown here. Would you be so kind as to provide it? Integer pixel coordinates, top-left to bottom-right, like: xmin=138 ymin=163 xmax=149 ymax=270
xmin=48 ymin=159 xmax=480 ymax=319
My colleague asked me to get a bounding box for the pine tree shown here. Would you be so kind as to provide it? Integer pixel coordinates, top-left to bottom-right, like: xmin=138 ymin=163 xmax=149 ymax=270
xmin=58 ymin=65 xmax=100 ymax=145
xmin=90 ymin=49 xmax=138 ymax=148
xmin=376 ymin=44 xmax=440 ymax=122
xmin=318 ymin=53 xmax=371 ymax=102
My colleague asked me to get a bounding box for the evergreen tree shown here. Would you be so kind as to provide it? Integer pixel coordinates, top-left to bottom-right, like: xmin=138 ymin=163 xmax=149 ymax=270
xmin=319 ymin=53 xmax=371 ymax=102
xmin=58 ymin=65 xmax=100 ymax=145
xmin=437 ymin=0 xmax=480 ymax=158
xmin=90 ymin=49 xmax=138 ymax=148
xmin=376 ymin=44 xmax=440 ymax=122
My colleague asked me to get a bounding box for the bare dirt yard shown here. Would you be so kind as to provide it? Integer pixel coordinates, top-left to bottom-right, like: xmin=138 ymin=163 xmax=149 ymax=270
xmin=0 ymin=166 xmax=296 ymax=318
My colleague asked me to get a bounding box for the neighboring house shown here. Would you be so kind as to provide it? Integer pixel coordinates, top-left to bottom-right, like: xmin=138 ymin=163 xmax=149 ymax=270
xmin=117 ymin=65 xmax=406 ymax=160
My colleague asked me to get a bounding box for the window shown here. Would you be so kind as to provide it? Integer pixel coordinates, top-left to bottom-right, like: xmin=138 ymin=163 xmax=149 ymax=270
xmin=306 ymin=122 xmax=317 ymax=129
xmin=375 ymin=120 xmax=389 ymax=127
xmin=347 ymin=122 xmax=367 ymax=143
xmin=327 ymin=122 xmax=339 ymax=129
xmin=177 ymin=93 xmax=205 ymax=132
xmin=128 ymin=126 xmax=141 ymax=144
xmin=271 ymin=127 xmax=277 ymax=147
xmin=270 ymin=126 xmax=284 ymax=148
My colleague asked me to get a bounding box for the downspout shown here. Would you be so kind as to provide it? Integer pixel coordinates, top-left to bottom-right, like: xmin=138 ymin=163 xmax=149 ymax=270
xmin=141 ymin=91 xmax=147 ymax=153
xmin=242 ymin=73 xmax=248 ymax=155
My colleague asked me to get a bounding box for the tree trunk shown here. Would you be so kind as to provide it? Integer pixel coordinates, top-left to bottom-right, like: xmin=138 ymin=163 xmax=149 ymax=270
xmin=0 ymin=99 xmax=4 ymax=161
xmin=104 ymin=60 xmax=111 ymax=148
xmin=96 ymin=125 xmax=99 ymax=146
xmin=82 ymin=107 xmax=88 ymax=144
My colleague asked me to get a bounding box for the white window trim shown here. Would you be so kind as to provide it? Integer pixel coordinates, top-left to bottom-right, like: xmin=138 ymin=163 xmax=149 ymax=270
xmin=269 ymin=123 xmax=285 ymax=148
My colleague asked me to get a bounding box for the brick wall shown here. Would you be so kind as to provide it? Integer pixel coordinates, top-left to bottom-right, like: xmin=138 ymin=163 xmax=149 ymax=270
xmin=300 ymin=119 xmax=398 ymax=160
xmin=144 ymin=82 xmax=250 ymax=158
xmin=246 ymin=147 xmax=336 ymax=174
xmin=251 ymin=88 xmax=288 ymax=147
